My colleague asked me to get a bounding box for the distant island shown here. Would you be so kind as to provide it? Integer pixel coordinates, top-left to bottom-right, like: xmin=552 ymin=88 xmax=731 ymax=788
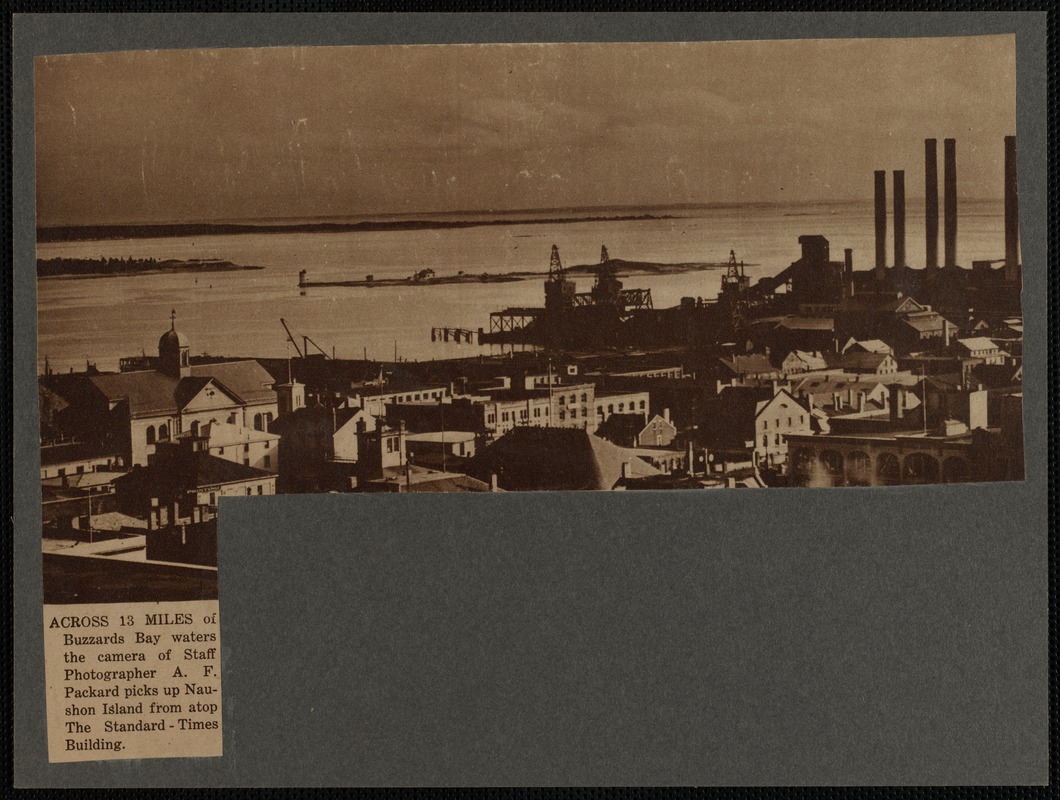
xmin=298 ymin=258 xmax=734 ymax=290
xmin=36 ymin=214 xmax=674 ymax=244
xmin=37 ymin=257 xmax=264 ymax=278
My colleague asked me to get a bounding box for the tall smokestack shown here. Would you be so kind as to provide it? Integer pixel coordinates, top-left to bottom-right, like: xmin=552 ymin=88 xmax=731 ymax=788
xmin=844 ymin=248 xmax=854 ymax=299
xmin=944 ymin=138 xmax=957 ymax=268
xmin=925 ymin=139 xmax=939 ymax=270
xmin=893 ymin=170 xmax=906 ymax=268
xmin=1004 ymin=135 xmax=1019 ymax=282
xmin=874 ymin=170 xmax=887 ymax=276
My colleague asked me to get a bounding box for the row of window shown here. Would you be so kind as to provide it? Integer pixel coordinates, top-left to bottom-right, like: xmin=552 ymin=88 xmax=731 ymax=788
xmin=148 ymin=412 xmax=278 ymax=444
xmin=761 ymin=415 xmax=806 ymax=431
xmin=387 ymin=390 xmax=445 ymax=403
xmin=145 ymin=424 xmax=170 ymax=444
xmin=208 ymin=483 xmax=272 ymax=504
xmin=252 ymin=412 xmax=275 ymax=431
xmin=595 ymin=400 xmax=647 ymax=416
xmin=557 ymin=393 xmax=589 ymax=405
xmin=490 ymin=399 xmax=649 ymax=426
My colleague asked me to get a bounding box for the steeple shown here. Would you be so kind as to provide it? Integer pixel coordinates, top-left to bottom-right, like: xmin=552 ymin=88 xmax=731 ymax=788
xmin=158 ymin=309 xmax=191 ymax=378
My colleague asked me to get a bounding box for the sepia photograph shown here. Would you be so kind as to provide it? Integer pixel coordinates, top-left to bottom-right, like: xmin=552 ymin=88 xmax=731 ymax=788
xmin=35 ymin=35 xmax=1023 ymax=603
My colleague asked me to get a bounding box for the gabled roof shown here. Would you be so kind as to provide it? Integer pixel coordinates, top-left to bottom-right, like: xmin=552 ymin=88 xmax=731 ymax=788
xmin=893 ymin=296 xmax=927 ymax=314
xmin=89 ymin=371 xmax=180 ymax=417
xmin=847 ymin=339 xmax=892 ymax=354
xmin=783 ymin=350 xmax=828 ymax=370
xmin=956 ymin=337 xmax=1001 ymax=351
xmin=173 ymin=376 xmax=216 ymax=409
xmin=86 ymin=360 xmax=275 ymax=418
xmin=901 ymin=314 xmax=946 ymax=333
xmin=116 ymin=450 xmax=274 ymax=493
xmin=824 ymin=351 xmax=893 ymax=372
xmin=190 ymin=360 xmax=276 ymax=404
xmin=719 ymin=353 xmax=776 ymax=376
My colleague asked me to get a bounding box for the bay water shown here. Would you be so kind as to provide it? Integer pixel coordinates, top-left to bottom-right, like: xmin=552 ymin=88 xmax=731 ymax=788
xmin=35 ymin=200 xmax=1005 ymax=374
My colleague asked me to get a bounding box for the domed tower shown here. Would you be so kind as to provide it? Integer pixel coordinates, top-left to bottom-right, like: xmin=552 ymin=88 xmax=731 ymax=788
xmin=158 ymin=310 xmax=191 ymax=378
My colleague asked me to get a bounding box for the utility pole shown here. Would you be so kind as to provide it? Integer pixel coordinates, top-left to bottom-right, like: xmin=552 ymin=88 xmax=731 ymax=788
xmin=440 ymin=398 xmax=447 ymax=473
xmin=546 ymin=358 xmax=553 ymax=427
xmin=921 ymin=365 xmax=927 ymax=434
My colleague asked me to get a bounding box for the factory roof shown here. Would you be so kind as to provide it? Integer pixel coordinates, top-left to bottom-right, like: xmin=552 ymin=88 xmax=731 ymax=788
xmin=823 ymin=351 xmax=895 ymax=373
xmin=115 ymin=449 xmax=274 ymax=493
xmin=900 ymin=314 xmax=947 ymax=333
xmin=845 ymin=339 xmax=893 ymax=354
xmin=199 ymin=421 xmax=279 ymax=447
xmin=464 ymin=427 xmax=660 ymax=491
xmin=405 ymin=431 xmax=477 ymax=444
xmin=718 ymin=353 xmax=778 ymax=377
xmin=40 ymin=440 xmax=119 ymax=467
xmin=956 ymin=337 xmax=1003 ymax=352
xmin=774 ymin=316 xmax=834 ymax=331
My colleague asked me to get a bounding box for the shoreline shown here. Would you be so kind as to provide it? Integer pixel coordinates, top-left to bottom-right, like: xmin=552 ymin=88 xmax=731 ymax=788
xmin=300 ymin=258 xmax=736 ymax=290
xmin=37 ymin=258 xmax=265 ymax=279
xmin=37 ymin=213 xmax=675 ymax=244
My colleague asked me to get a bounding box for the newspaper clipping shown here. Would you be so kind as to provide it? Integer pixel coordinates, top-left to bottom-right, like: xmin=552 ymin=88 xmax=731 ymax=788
xmin=34 ymin=35 xmax=1021 ymax=761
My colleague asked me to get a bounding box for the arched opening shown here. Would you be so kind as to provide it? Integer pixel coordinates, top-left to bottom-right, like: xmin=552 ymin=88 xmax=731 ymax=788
xmin=145 ymin=426 xmax=156 ymax=445
xmin=903 ymin=452 xmax=940 ymax=485
xmin=190 ymin=420 xmax=200 ymax=438
xmin=877 ymin=452 xmax=900 ymax=485
xmin=157 ymin=424 xmax=169 ymax=441
xmin=254 ymin=413 xmax=263 ymax=431
xmin=791 ymin=448 xmax=815 ymax=478
xmin=942 ymin=456 xmax=970 ymax=484
xmin=819 ymin=450 xmax=844 ymax=486
xmin=847 ymin=451 xmax=872 ymax=486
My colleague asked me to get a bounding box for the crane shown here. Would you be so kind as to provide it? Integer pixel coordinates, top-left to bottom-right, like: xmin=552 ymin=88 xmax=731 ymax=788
xmin=281 ymin=318 xmax=334 ymax=360
xmin=279 ymin=319 xmax=304 ymax=358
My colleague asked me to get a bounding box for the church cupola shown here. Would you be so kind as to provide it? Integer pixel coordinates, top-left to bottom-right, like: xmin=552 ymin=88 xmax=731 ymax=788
xmin=158 ymin=309 xmax=191 ymax=378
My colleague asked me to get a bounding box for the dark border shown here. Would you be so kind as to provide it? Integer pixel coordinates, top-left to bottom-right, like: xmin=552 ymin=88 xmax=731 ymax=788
xmin=5 ymin=6 xmax=1054 ymax=793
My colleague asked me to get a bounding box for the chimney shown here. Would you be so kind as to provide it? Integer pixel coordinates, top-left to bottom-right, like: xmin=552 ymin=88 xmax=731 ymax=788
xmin=874 ymin=170 xmax=887 ymax=276
xmin=925 ymin=138 xmax=939 ymax=270
xmin=489 ymin=472 xmax=499 ymax=492
xmin=843 ymin=248 xmax=854 ymax=298
xmin=858 ymin=391 xmax=866 ymax=413
xmin=663 ymin=408 xmax=670 ymax=424
xmin=1004 ymin=135 xmax=1020 ymax=282
xmin=893 ymin=170 xmax=906 ymax=268
xmin=944 ymin=138 xmax=957 ymax=267
xmin=621 ymin=460 xmax=632 ymax=480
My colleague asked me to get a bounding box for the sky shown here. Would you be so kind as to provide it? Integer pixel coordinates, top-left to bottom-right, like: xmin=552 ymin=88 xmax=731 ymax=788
xmin=34 ymin=36 xmax=1016 ymax=227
